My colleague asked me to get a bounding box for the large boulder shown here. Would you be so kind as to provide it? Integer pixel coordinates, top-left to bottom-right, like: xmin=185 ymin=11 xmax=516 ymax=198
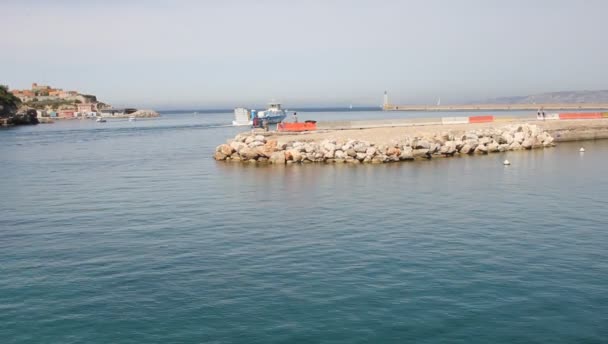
xmin=213 ymin=151 xmax=227 ymax=160
xmin=475 ymin=144 xmax=488 ymax=154
xmin=501 ymin=133 xmax=514 ymax=145
xmin=257 ymin=140 xmax=278 ymax=157
xmin=269 ymin=152 xmax=286 ymax=164
xmin=513 ymin=132 xmax=525 ymax=144
xmin=366 ymin=146 xmax=378 ymax=156
xmin=413 ymin=149 xmax=430 ymax=158
xmin=239 ymin=147 xmax=259 ymax=160
xmin=230 ymin=141 xmax=247 ymax=153
xmin=414 ymin=140 xmax=430 ymax=150
xmin=218 ymin=144 xmax=233 ymax=156
xmin=354 ymin=143 xmax=368 ymax=153
xmin=487 ymin=141 xmax=500 ymax=153
xmin=385 ymin=147 xmax=399 ymax=157
xmin=509 ymin=142 xmax=522 ymax=150
xmin=399 ymin=147 xmax=414 ymax=160
xmin=460 ymin=144 xmax=474 ymax=154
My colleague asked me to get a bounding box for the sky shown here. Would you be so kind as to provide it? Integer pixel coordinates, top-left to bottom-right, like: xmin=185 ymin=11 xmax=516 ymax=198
xmin=1 ymin=0 xmax=607 ymax=109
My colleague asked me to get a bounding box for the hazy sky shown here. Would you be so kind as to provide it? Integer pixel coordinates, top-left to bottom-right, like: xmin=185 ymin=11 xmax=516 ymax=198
xmin=1 ymin=0 xmax=607 ymax=109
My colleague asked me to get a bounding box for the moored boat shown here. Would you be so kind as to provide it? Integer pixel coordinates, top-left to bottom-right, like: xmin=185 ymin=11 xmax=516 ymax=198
xmin=252 ymin=103 xmax=287 ymax=127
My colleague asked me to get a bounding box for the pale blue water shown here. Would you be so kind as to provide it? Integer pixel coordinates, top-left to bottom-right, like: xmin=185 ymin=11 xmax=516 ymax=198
xmin=1 ymin=111 xmax=608 ymax=343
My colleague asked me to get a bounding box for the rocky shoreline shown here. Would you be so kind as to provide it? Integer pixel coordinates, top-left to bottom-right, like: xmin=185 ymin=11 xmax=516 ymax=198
xmin=214 ymin=123 xmax=555 ymax=165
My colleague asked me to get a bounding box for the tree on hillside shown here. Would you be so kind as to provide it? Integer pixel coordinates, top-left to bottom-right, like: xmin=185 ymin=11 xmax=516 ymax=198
xmin=0 ymin=85 xmax=22 ymax=118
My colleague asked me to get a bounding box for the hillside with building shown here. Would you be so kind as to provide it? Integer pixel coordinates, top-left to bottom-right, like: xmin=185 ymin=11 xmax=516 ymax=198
xmin=9 ymin=82 xmax=109 ymax=118
xmin=9 ymin=83 xmax=158 ymax=119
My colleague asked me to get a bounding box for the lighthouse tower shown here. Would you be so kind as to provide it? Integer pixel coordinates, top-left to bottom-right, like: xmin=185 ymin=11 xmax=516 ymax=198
xmin=383 ymin=91 xmax=389 ymax=110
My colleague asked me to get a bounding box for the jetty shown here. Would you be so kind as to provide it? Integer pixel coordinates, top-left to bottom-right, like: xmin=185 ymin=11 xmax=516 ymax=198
xmin=382 ymin=103 xmax=608 ymax=112
xmin=214 ymin=113 xmax=608 ymax=165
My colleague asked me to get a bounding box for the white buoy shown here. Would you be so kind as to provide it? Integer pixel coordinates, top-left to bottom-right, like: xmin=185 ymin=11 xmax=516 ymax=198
xmin=503 ymin=159 xmax=511 ymax=165
xmin=580 ymin=147 xmax=585 ymax=152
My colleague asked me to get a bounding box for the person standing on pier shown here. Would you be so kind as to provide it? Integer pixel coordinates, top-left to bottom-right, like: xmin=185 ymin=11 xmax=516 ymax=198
xmin=541 ymin=107 xmax=545 ymax=121
xmin=293 ymin=112 xmax=298 ymax=123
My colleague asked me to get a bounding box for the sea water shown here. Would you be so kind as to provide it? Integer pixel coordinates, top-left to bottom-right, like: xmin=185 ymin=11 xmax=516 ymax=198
xmin=1 ymin=111 xmax=607 ymax=343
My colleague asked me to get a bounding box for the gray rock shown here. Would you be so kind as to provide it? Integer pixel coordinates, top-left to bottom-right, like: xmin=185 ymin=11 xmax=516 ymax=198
xmin=346 ymin=148 xmax=357 ymax=157
xmin=366 ymin=147 xmax=377 ymax=156
xmin=254 ymin=135 xmax=266 ymax=142
xmin=487 ymin=142 xmax=500 ymax=152
xmin=323 ymin=142 xmax=336 ymax=152
xmin=354 ymin=143 xmax=368 ymax=153
xmin=248 ymin=141 xmax=264 ymax=148
xmin=521 ymin=139 xmax=533 ymax=149
xmin=414 ymin=140 xmax=430 ymax=149
xmin=501 ymin=133 xmax=514 ymax=145
xmin=509 ymin=142 xmax=522 ymax=150
xmin=479 ymin=137 xmax=491 ymax=145
xmin=334 ymin=150 xmax=346 ymax=159
xmin=269 ymin=152 xmax=286 ymax=164
xmin=460 ymin=144 xmax=473 ymax=154
xmin=475 ymin=144 xmax=488 ymax=154
xmin=400 ymin=147 xmax=414 ymax=160
xmin=413 ymin=149 xmax=430 ymax=158
xmin=356 ymin=152 xmax=367 ymax=161
xmin=286 ymin=149 xmax=302 ymax=162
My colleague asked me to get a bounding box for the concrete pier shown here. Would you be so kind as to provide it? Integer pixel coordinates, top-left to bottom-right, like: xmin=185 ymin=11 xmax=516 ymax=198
xmin=383 ymin=103 xmax=608 ymax=112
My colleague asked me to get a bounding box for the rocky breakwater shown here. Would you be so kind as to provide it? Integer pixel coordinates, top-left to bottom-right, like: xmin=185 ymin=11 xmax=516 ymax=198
xmin=129 ymin=109 xmax=160 ymax=118
xmin=214 ymin=124 xmax=555 ymax=165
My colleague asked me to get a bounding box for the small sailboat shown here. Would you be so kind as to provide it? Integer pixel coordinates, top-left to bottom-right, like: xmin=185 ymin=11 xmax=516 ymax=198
xmin=96 ymin=117 xmax=106 ymax=123
xmin=128 ymin=116 xmax=136 ymax=122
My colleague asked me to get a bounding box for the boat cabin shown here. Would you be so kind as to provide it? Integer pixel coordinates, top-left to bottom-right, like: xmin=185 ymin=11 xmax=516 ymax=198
xmin=268 ymin=103 xmax=282 ymax=111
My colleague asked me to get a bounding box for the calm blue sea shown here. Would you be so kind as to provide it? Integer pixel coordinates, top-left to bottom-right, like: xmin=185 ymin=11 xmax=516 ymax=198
xmin=1 ymin=110 xmax=608 ymax=343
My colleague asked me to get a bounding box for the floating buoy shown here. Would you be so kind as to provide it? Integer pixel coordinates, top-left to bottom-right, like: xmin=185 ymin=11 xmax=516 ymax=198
xmin=503 ymin=159 xmax=511 ymax=165
xmin=580 ymin=147 xmax=585 ymax=152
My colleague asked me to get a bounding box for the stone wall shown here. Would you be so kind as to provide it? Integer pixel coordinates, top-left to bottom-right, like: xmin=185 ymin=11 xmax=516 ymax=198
xmin=214 ymin=124 xmax=555 ymax=165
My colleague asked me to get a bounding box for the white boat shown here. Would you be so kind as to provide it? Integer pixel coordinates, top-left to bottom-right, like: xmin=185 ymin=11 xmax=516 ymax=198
xmin=253 ymin=103 xmax=287 ymax=127
xmin=96 ymin=117 xmax=106 ymax=123
xmin=232 ymin=107 xmax=253 ymax=126
xmin=128 ymin=116 xmax=136 ymax=122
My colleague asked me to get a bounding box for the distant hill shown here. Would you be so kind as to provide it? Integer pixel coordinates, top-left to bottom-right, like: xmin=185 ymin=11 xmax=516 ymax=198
xmin=485 ymin=90 xmax=608 ymax=104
